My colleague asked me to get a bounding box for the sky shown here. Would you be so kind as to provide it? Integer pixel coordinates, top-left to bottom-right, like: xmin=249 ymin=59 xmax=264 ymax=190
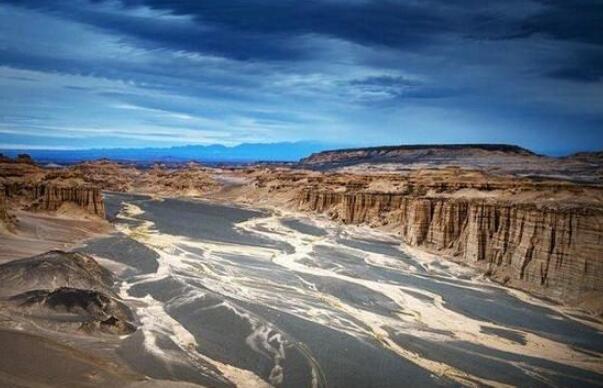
xmin=0 ymin=1 xmax=602 ymax=155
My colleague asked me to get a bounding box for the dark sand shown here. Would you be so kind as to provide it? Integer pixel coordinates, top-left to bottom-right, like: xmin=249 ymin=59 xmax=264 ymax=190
xmin=77 ymin=195 xmax=603 ymax=387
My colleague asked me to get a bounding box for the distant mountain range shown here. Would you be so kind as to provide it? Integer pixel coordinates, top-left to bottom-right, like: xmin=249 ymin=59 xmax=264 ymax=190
xmin=2 ymin=142 xmax=596 ymax=165
xmin=0 ymin=142 xmax=338 ymax=164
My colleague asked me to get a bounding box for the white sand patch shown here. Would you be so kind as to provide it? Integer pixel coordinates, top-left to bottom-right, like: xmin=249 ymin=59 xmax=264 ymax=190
xmin=116 ymin=202 xmax=272 ymax=388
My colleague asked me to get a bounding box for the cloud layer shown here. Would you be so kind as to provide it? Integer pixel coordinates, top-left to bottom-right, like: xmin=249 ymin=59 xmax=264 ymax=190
xmin=1 ymin=0 xmax=602 ymax=154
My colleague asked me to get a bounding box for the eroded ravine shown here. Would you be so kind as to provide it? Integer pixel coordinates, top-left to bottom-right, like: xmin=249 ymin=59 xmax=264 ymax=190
xmin=81 ymin=194 xmax=603 ymax=388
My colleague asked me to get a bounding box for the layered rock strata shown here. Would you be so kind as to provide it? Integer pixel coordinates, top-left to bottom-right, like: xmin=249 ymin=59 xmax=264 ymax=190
xmin=1 ymin=155 xmax=105 ymax=218
xmin=0 ymin=188 xmax=11 ymax=229
xmin=298 ymin=188 xmax=603 ymax=304
xmin=2 ymin=183 xmax=105 ymax=218
xmin=31 ymin=184 xmax=105 ymax=217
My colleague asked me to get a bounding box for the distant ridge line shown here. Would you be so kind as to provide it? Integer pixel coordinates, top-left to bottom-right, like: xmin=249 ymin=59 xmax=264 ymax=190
xmin=306 ymin=143 xmax=535 ymax=155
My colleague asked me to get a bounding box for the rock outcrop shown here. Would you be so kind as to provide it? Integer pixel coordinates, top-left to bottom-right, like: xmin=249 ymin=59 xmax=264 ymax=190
xmin=0 ymin=251 xmax=136 ymax=335
xmin=0 ymin=186 xmax=18 ymax=231
xmin=30 ymin=184 xmax=105 ymax=217
xmin=298 ymin=189 xmax=603 ymax=304
xmin=1 ymin=182 xmax=105 ymax=218
xmin=68 ymin=160 xmax=219 ymax=197
xmin=300 ymin=144 xmax=602 ymax=183
xmin=0 ymin=189 xmax=9 ymax=228
xmin=1 ymin=156 xmax=106 ymax=218
xmin=10 ymin=287 xmax=135 ymax=335
xmin=301 ymin=144 xmax=536 ymax=166
xmin=0 ymin=250 xmax=114 ymax=298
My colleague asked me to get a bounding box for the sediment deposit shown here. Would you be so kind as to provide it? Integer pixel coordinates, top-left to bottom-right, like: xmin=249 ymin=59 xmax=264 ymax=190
xmin=2 ymin=148 xmax=602 ymax=312
xmin=301 ymin=144 xmax=603 ymax=181
xmin=219 ymin=161 xmax=603 ymax=313
xmin=298 ymin=189 xmax=603 ymax=305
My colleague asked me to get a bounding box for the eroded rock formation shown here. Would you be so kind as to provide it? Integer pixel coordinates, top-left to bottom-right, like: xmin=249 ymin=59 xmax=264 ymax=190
xmin=30 ymin=184 xmax=105 ymax=217
xmin=299 ymin=190 xmax=603 ymax=303
xmin=0 ymin=156 xmax=105 ymax=218
xmin=218 ymin=163 xmax=603 ymax=309
xmin=0 ymin=251 xmax=135 ymax=335
xmin=0 ymin=188 xmax=12 ymax=229
xmin=1 ymin=182 xmax=105 ymax=218
xmin=301 ymin=144 xmax=603 ymax=183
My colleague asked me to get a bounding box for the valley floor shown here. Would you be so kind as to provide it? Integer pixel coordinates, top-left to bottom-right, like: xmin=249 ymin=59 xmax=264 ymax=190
xmin=1 ymin=192 xmax=602 ymax=387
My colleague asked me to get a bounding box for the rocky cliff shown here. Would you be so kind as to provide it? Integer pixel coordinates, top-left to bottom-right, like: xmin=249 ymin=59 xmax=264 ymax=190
xmin=2 ymin=182 xmax=105 ymax=218
xmin=0 ymin=188 xmax=12 ymax=229
xmin=30 ymin=184 xmax=105 ymax=217
xmin=1 ymin=155 xmax=106 ymax=218
xmin=298 ymin=188 xmax=603 ymax=305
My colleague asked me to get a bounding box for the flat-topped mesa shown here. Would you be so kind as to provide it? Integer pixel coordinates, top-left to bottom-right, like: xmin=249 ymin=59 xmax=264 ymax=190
xmin=301 ymin=144 xmax=536 ymax=165
xmin=298 ymin=188 xmax=603 ymax=307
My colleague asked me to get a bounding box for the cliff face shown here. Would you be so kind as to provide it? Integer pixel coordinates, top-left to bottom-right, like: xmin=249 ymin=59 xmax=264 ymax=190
xmin=2 ymin=183 xmax=105 ymax=218
xmin=0 ymin=188 xmax=11 ymax=228
xmin=31 ymin=185 xmax=105 ymax=218
xmin=299 ymin=189 xmax=603 ymax=303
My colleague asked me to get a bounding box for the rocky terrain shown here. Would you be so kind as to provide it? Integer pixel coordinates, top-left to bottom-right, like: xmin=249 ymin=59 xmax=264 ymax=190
xmin=0 ymin=189 xmax=13 ymax=231
xmin=0 ymin=156 xmax=217 ymax=223
xmin=0 ymin=158 xmax=188 ymax=387
xmin=0 ymin=251 xmax=136 ymax=336
xmin=70 ymin=159 xmax=219 ymax=196
xmin=0 ymin=155 xmax=105 ymax=218
xmin=302 ymin=144 xmax=603 ymax=182
xmin=1 ymin=147 xmax=602 ymax=314
xmin=0 ymin=250 xmax=170 ymax=387
xmin=215 ymin=149 xmax=603 ymax=315
xmin=0 ymin=145 xmax=602 ymax=387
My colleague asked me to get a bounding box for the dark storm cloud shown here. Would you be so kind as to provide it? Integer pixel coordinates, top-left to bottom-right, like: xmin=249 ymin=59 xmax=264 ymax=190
xmin=5 ymin=0 xmax=602 ymax=49
xmin=113 ymin=0 xmax=449 ymax=52
xmin=469 ymin=0 xmax=603 ymax=83
xmin=0 ymin=1 xmax=444 ymax=66
xmin=5 ymin=0 xmax=601 ymax=81
xmin=1 ymin=0 xmax=602 ymax=153
xmin=2 ymin=0 xmax=522 ymax=60
xmin=515 ymin=0 xmax=603 ymax=46
xmin=546 ymin=48 xmax=603 ymax=83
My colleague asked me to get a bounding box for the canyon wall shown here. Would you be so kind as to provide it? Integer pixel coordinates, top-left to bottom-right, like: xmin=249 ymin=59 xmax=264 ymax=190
xmin=31 ymin=185 xmax=105 ymax=217
xmin=0 ymin=188 xmax=10 ymax=228
xmin=299 ymin=189 xmax=603 ymax=303
xmin=2 ymin=183 xmax=105 ymax=218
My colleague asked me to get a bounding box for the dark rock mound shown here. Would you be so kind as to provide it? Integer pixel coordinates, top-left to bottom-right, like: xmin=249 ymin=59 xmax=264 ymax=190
xmin=0 ymin=251 xmax=136 ymax=336
xmin=10 ymin=287 xmax=136 ymax=335
xmin=0 ymin=250 xmax=114 ymax=298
